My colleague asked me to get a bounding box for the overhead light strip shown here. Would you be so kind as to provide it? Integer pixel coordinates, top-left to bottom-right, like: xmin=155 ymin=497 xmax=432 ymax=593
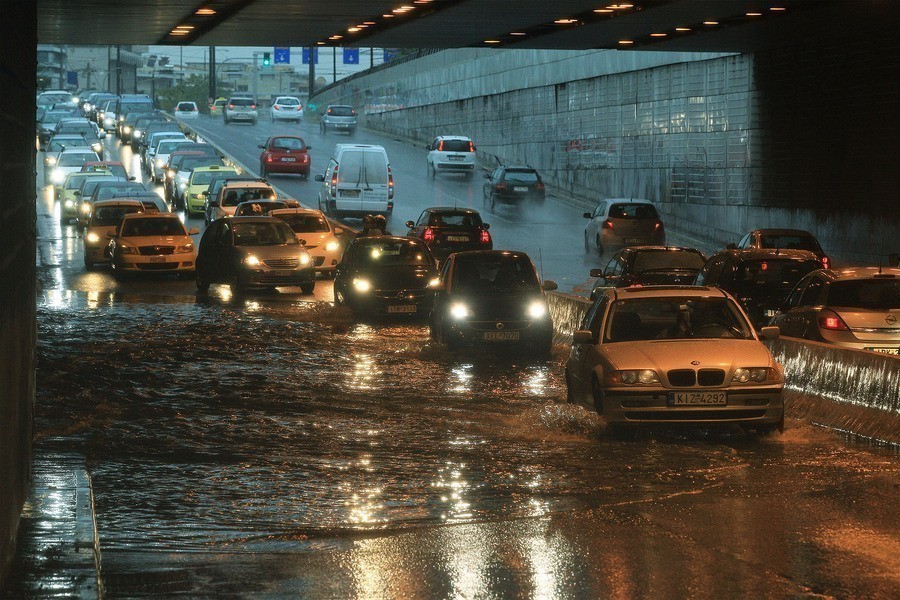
xmin=316 ymin=0 xmax=467 ymax=47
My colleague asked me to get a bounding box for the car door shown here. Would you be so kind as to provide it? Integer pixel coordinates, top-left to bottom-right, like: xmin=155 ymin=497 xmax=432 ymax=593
xmin=591 ymin=252 xmax=623 ymax=298
xmin=431 ymin=256 xmax=455 ymax=334
xmin=787 ymin=276 xmax=825 ymax=339
xmin=212 ymin=221 xmax=233 ymax=282
xmin=333 ymin=239 xmax=357 ymax=300
xmin=587 ymin=202 xmax=607 ymax=243
xmin=568 ymin=294 xmax=611 ymax=396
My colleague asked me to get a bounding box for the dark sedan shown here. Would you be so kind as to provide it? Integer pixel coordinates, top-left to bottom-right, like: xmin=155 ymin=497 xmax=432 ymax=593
xmin=590 ymin=246 xmax=707 ymax=300
xmin=333 ymin=236 xmax=438 ymax=317
xmin=430 ymin=250 xmax=557 ymax=354
xmin=482 ymin=166 xmax=545 ymax=208
xmin=405 ymin=207 xmax=492 ymax=263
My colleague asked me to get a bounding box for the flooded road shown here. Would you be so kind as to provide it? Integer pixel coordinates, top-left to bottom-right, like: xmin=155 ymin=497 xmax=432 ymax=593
xmin=24 ymin=132 xmax=900 ymax=598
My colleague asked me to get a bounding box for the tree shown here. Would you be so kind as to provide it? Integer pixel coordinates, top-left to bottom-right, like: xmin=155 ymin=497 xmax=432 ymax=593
xmin=156 ymin=75 xmax=233 ymax=114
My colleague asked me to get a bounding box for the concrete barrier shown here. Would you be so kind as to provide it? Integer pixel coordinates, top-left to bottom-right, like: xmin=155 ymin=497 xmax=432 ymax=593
xmin=547 ymin=291 xmax=900 ymax=442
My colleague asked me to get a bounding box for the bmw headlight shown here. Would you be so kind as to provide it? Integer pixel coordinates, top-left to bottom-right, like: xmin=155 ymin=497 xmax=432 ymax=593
xmin=86 ymin=232 xmax=100 ymax=243
xmin=243 ymin=255 xmax=260 ymax=266
xmin=325 ymin=241 xmax=340 ymax=252
xmin=618 ymin=370 xmax=660 ymax=385
xmin=733 ymin=368 xmax=769 ymax=384
xmin=527 ymin=301 xmax=547 ymax=318
xmin=353 ymin=278 xmax=371 ymax=293
xmin=175 ymin=242 xmax=194 ymax=253
xmin=299 ymin=253 xmax=311 ymax=265
xmin=450 ymin=302 xmax=472 ymax=320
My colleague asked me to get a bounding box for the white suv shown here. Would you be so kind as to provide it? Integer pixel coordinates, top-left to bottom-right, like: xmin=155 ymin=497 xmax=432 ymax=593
xmin=174 ymin=101 xmax=199 ymax=119
xmin=270 ymin=96 xmax=303 ymax=122
xmin=224 ymin=97 xmax=258 ymax=125
xmin=426 ymin=135 xmax=476 ymax=178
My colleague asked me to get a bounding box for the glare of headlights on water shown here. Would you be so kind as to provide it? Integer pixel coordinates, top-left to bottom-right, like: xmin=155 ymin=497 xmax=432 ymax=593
xmin=450 ymin=365 xmax=474 ymax=394
xmin=524 ymin=367 xmax=549 ymax=396
xmin=435 ymin=462 xmax=472 ymax=522
xmin=348 ymin=352 xmax=378 ymax=391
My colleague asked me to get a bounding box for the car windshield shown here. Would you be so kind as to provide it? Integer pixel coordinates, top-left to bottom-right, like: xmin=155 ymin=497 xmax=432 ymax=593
xmin=758 ymin=234 xmax=822 ymax=253
xmin=232 ymin=222 xmax=298 ymax=246
xmin=271 ymin=137 xmax=305 ymax=150
xmin=222 ymin=187 xmax=275 ymax=207
xmin=609 ymin=203 xmax=659 ymax=219
xmin=120 ymin=218 xmax=185 ymax=237
xmin=66 ymin=174 xmax=104 ymax=189
xmin=504 ymin=170 xmax=539 ymax=183
xmin=158 ymin=141 xmax=191 ymax=154
xmin=80 ymin=179 xmax=120 ymax=196
xmin=176 ymin=156 xmax=217 ymax=171
xmin=276 ymin=98 xmax=300 ymax=106
xmin=96 ymin=183 xmax=145 ymax=200
xmin=49 ymin=139 xmax=88 ymax=152
xmin=328 ymin=106 xmax=354 ymax=116
xmin=357 ymin=241 xmax=430 ymax=267
xmin=428 ymin=212 xmax=481 ymax=228
xmin=440 ymin=139 xmax=472 ymax=152
xmin=90 ymin=205 xmax=143 ymax=226
xmin=826 ymin=279 xmax=900 ymax=310
xmin=176 ymin=103 xmax=196 ymax=110
xmin=191 ymin=170 xmax=237 ymax=186
xmin=234 ymin=202 xmax=288 ymax=216
xmin=92 ymin=164 xmax=127 ymax=178
xmin=58 ymin=153 xmax=96 ymax=167
xmin=604 ymin=297 xmax=753 ymax=342
xmin=277 ymin=214 xmax=330 ymax=233
xmin=632 ymin=251 xmax=706 ymax=273
xmin=452 ymin=254 xmax=540 ymax=292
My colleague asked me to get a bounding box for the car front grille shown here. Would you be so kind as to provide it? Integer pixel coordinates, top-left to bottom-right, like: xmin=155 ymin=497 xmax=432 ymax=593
xmin=136 ymin=263 xmax=179 ymax=270
xmin=373 ymin=289 xmax=428 ymax=300
xmin=667 ymin=369 xmax=696 ymax=387
xmin=263 ymin=258 xmax=299 ymax=268
xmin=466 ymin=320 xmax=530 ymax=332
xmin=667 ymin=369 xmax=726 ymax=387
xmin=138 ymin=246 xmax=174 ymax=255
xmin=698 ymin=369 xmax=726 ymax=386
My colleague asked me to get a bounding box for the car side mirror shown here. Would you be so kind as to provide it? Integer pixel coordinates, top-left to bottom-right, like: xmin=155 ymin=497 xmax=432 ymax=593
xmin=74 ymin=191 xmax=80 ymax=196
xmin=573 ymin=330 xmax=595 ymax=345
xmin=306 ymin=145 xmax=312 ymax=150
xmin=758 ymin=326 xmax=780 ymax=341
xmin=405 ymin=220 xmax=415 ymax=228
xmin=583 ymin=212 xmax=592 ymax=219
xmin=314 ymin=174 xmax=325 ymax=182
xmin=188 ymin=227 xmax=200 ymax=235
xmin=589 ymin=268 xmax=603 ymax=278
xmin=258 ymin=144 xmax=265 ymax=150
xmin=542 ymin=280 xmax=558 ymax=291
xmin=202 ymin=191 xmax=208 ymax=196
xmin=129 ymin=176 xmax=136 ymax=181
xmin=482 ymin=223 xmax=490 ymax=230
xmin=727 ymin=243 xmax=738 ymax=249
xmin=333 ymin=227 xmax=344 ymax=236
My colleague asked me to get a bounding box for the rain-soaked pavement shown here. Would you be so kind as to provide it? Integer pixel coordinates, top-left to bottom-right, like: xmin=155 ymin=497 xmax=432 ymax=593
xmin=7 ymin=129 xmax=900 ymax=598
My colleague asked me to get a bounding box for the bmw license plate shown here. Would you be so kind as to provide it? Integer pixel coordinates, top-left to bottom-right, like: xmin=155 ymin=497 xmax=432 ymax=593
xmin=484 ymin=331 xmax=519 ymax=341
xmin=865 ymin=347 xmax=900 ymax=355
xmin=281 ymin=157 xmax=296 ymax=162
xmin=387 ymin=305 xmax=416 ymax=314
xmin=668 ymin=391 xmax=727 ymax=406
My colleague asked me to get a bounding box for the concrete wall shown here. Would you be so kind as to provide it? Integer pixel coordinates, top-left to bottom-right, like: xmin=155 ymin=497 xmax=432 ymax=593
xmin=310 ymin=32 xmax=899 ymax=265
xmin=0 ymin=1 xmax=37 ymax=582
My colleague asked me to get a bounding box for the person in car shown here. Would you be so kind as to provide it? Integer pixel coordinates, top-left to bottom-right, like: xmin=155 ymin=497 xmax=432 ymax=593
xmin=357 ymin=214 xmax=380 ymax=237
xmin=374 ymin=214 xmax=390 ymax=236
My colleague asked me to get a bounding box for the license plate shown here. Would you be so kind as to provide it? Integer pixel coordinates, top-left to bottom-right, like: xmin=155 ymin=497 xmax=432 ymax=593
xmin=446 ymin=235 xmax=470 ymax=242
xmin=448 ymin=155 xmax=464 ymax=161
xmin=149 ymin=257 xmax=166 ymax=263
xmin=336 ymin=124 xmax=349 ymax=128
xmin=625 ymin=238 xmax=644 ymax=244
xmin=387 ymin=305 xmax=416 ymax=314
xmin=764 ymin=309 xmax=777 ymax=317
xmin=281 ymin=157 xmax=296 ymax=162
xmin=271 ymin=270 xmax=292 ymax=277
xmin=340 ymin=189 xmax=360 ymax=198
xmin=865 ymin=347 xmax=900 ymax=355
xmin=484 ymin=331 xmax=519 ymax=341
xmin=514 ymin=186 xmax=528 ymax=192
xmin=668 ymin=391 xmax=727 ymax=406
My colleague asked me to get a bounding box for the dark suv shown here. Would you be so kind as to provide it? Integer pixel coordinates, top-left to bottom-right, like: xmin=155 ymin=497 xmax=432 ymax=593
xmin=482 ymin=166 xmax=545 ymax=208
xmin=695 ymin=248 xmax=822 ymax=328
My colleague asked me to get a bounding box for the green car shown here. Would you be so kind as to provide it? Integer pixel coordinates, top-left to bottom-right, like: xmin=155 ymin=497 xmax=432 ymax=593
xmin=59 ymin=170 xmax=112 ymax=224
xmin=185 ymin=165 xmax=238 ymax=217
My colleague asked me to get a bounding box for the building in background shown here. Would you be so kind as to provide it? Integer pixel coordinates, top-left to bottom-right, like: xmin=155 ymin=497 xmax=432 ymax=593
xmin=65 ymin=45 xmax=147 ymax=94
xmin=37 ymin=45 xmax=67 ymax=90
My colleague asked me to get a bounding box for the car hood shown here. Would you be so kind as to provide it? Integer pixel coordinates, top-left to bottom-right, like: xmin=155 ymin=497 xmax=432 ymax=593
xmin=353 ymin=265 xmax=435 ymax=290
xmin=117 ymin=235 xmax=192 ymax=247
xmin=600 ymin=339 xmax=774 ymax=372
xmin=237 ymin=245 xmax=306 ymax=261
xmin=294 ymin=232 xmax=336 ymax=248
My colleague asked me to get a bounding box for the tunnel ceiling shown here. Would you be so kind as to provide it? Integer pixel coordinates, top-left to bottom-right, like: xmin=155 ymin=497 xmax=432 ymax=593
xmin=37 ymin=0 xmax=896 ymax=52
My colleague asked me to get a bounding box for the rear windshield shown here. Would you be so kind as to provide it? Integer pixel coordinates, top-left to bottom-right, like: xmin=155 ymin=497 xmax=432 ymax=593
xmin=826 ymin=279 xmax=900 ymax=310
xmin=337 ymin=151 xmax=387 ymax=185
xmin=503 ymin=170 xmax=539 ymax=183
xmin=277 ymin=214 xmax=330 ymax=233
xmin=727 ymin=259 xmax=820 ymax=292
xmin=90 ymin=205 xmax=143 ymax=227
xmin=452 ymin=254 xmax=539 ymax=293
xmin=440 ymin=139 xmax=472 ymax=152
xmin=96 ymin=183 xmax=146 ymax=200
xmin=609 ymin=203 xmax=659 ymax=219
xmin=327 ymin=106 xmax=354 ymax=116
xmin=428 ymin=212 xmax=482 ymax=228
xmin=357 ymin=241 xmax=430 ymax=267
xmin=271 ymin=137 xmax=306 ymax=151
xmin=176 ymin=102 xmax=197 ymax=110
xmin=58 ymin=153 xmax=97 ymax=167
xmin=230 ymin=98 xmax=255 ymax=107
xmin=605 ymin=298 xmax=752 ymax=342
xmin=632 ymin=251 xmax=705 ymax=273
xmin=191 ymin=170 xmax=237 ymax=186
xmin=758 ymin=234 xmax=822 ymax=253
xmin=39 ymin=93 xmax=72 ymax=105
xmin=121 ymin=218 xmax=185 ymax=237
xmin=222 ymin=187 xmax=275 ymax=207
xmin=276 ymin=98 xmax=300 ymax=106
xmin=232 ymin=222 xmax=298 ymax=246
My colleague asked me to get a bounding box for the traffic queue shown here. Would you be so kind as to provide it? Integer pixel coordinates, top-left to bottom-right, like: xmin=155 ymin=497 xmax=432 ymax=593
xmin=37 ymin=89 xmax=900 ymax=437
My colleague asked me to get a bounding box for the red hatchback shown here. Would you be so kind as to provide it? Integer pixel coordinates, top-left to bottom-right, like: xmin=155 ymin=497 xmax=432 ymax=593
xmin=258 ymin=136 xmax=311 ymax=179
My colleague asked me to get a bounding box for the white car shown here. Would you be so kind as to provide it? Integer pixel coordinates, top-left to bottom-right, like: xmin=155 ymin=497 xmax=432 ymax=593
xmin=108 ymin=213 xmax=198 ymax=279
xmin=173 ymin=101 xmax=199 ymax=119
xmin=583 ymin=198 xmax=666 ymax=255
xmin=49 ymin=149 xmax=101 ymax=190
xmin=426 ymin=135 xmax=476 ymax=178
xmin=269 ymin=208 xmax=344 ymax=275
xmin=151 ymin=138 xmax=195 ymax=182
xmin=270 ymin=96 xmax=303 ymax=122
xmin=208 ymin=180 xmax=277 ymax=222
xmin=143 ymin=131 xmax=186 ymax=173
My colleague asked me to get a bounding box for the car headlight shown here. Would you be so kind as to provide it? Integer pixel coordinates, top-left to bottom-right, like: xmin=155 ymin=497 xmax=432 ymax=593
xmin=527 ymin=301 xmax=547 ymax=318
xmin=133 ymin=130 xmax=142 ymax=138
xmin=51 ymin=169 xmax=65 ymax=184
xmin=123 ymin=126 xmax=132 ymax=134
xmin=64 ymin=200 xmax=75 ymax=208
xmin=353 ymin=278 xmax=371 ymax=292
xmin=118 ymin=116 xmax=125 ymax=122
xmin=325 ymin=241 xmax=340 ymax=252
xmin=243 ymin=255 xmax=260 ymax=266
xmin=175 ymin=243 xmax=194 ymax=253
xmin=613 ymin=370 xmax=660 ymax=385
xmin=81 ymin=202 xmax=91 ymax=214
xmin=156 ymin=158 xmax=166 ymax=167
xmin=86 ymin=232 xmax=100 ymax=243
xmin=166 ymin=170 xmax=175 ymax=178
xmin=450 ymin=302 xmax=472 ymax=320
xmin=733 ymin=367 xmax=770 ymax=384
xmin=72 ymin=97 xmax=79 ymax=104
xmin=179 ymin=182 xmax=187 ymax=190
xmin=117 ymin=244 xmax=137 ymax=255
xmin=92 ymin=143 xmax=102 ymax=152
xmin=427 ymin=277 xmax=441 ymax=288
xmin=46 ymin=156 xmax=57 ymax=166
xmin=299 ymin=253 xmax=311 ymax=265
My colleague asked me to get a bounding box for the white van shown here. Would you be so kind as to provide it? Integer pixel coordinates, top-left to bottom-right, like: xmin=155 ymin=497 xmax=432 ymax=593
xmin=315 ymin=144 xmax=394 ymax=218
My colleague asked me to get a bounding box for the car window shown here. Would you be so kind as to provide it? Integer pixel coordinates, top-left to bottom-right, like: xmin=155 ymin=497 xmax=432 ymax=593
xmin=451 ymin=254 xmax=539 ymax=292
xmin=604 ymin=297 xmax=752 ymax=343
xmin=356 ymin=241 xmax=430 ymax=267
xmin=276 ymin=214 xmax=330 ymax=233
xmin=608 ymin=203 xmax=659 ymax=219
xmin=90 ymin=205 xmax=142 ymax=226
xmin=438 ymin=139 xmax=472 ymax=152
xmin=158 ymin=140 xmax=191 ymax=153
xmin=826 ymin=280 xmax=900 ymax=310
xmin=95 ymin=183 xmax=146 ymax=200
xmin=738 ymin=233 xmax=751 ymax=248
xmin=581 ymin=295 xmax=610 ymax=336
xmin=695 ymin=256 xmax=725 ymax=285
xmin=783 ymin=278 xmax=808 ymax=309
xmin=276 ymin=98 xmax=300 ymax=106
xmin=798 ymin=278 xmax=824 ymax=306
xmin=363 ymin=152 xmax=388 ymax=184
xmin=121 ymin=218 xmax=185 ymax=237
xmin=503 ymin=170 xmax=539 ymax=183
xmin=58 ymin=153 xmax=97 ymax=167
xmin=726 ymin=259 xmax=821 ymax=295
xmin=632 ymin=250 xmax=706 ymax=273
xmin=191 ymin=170 xmax=237 ymax=186
xmin=271 ymin=137 xmax=304 ymax=151
xmin=429 ymin=213 xmax=480 ymax=228
xmin=230 ymin=98 xmax=255 ymax=107
xmin=232 ymin=221 xmax=298 ymax=246
xmin=176 ymin=102 xmax=196 ymax=110
xmin=759 ymin=234 xmax=822 ymax=253
xmin=327 ymin=106 xmax=354 ymax=116
xmin=337 ymin=151 xmax=363 ymax=184
xmin=223 ymin=187 xmax=275 ymax=207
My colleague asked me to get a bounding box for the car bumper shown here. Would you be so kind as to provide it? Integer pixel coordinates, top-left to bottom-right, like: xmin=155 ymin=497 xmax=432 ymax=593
xmin=600 ymin=386 xmax=784 ymax=425
xmin=324 ymin=121 xmax=356 ymax=130
xmin=493 ymin=191 xmax=544 ymax=203
xmin=445 ymin=319 xmax=552 ymax=347
xmin=816 ymin=331 xmax=900 ymax=355
xmin=115 ymin=253 xmax=195 ymax=273
xmin=307 ymin=249 xmax=341 ymax=273
xmin=347 ymin=291 xmax=434 ymax=315
xmin=263 ymin=160 xmax=310 ymax=174
xmin=436 ymin=162 xmax=475 ymax=172
xmin=600 ymin=231 xmax=666 ymax=249
xmin=84 ymin=243 xmax=111 ymax=263
xmin=186 ymin=196 xmax=207 ymax=214
xmin=226 ymin=112 xmax=257 ymax=122
xmin=236 ymin=266 xmax=316 ymax=287
xmin=272 ymin=111 xmax=303 ymax=120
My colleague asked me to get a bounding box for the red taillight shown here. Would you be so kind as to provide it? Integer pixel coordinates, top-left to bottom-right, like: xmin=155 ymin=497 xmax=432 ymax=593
xmin=327 ymin=108 xmax=333 ymax=114
xmin=468 ymin=141 xmax=474 ymax=152
xmin=351 ymin=109 xmax=357 ymax=115
xmin=495 ymin=182 xmax=507 ymax=191
xmin=822 ymin=256 xmax=831 ymax=269
xmin=438 ymin=140 xmax=444 ymax=151
xmin=388 ymin=167 xmax=394 ymax=199
xmin=536 ymin=182 xmax=544 ymax=191
xmin=423 ymin=228 xmax=435 ymax=242
xmin=818 ymin=309 xmax=849 ymax=331
xmin=273 ymin=105 xmax=280 ymax=110
xmin=653 ymin=220 xmax=664 ymax=231
xmin=228 ymin=104 xmax=234 ymax=109
xmin=480 ymin=228 xmax=491 ymax=244
xmin=265 ymin=152 xmax=273 ymax=162
xmin=761 ymin=262 xmax=768 ymax=271
xmin=330 ymin=167 xmax=338 ymax=194
xmin=251 ymin=104 xmax=257 ymax=109
xmin=602 ymin=219 xmax=614 ymax=230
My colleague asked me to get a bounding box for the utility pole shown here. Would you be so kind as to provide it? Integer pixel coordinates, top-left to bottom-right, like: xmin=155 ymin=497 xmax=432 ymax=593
xmin=308 ymin=46 xmax=315 ymax=97
xmin=208 ymin=46 xmax=216 ymax=104
xmin=252 ymin=51 xmax=259 ymax=100
xmin=116 ymin=45 xmax=121 ymax=94
xmin=333 ymin=47 xmax=336 ymax=83
xmin=370 ymin=47 xmax=374 ymax=68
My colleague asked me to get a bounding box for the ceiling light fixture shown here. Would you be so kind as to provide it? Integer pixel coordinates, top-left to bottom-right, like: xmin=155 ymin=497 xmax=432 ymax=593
xmin=329 ymin=35 xmax=343 ymax=40
xmin=675 ymin=27 xmax=691 ymax=31
xmin=746 ymin=12 xmax=762 ymax=17
xmin=484 ymin=40 xmax=501 ymax=44
xmin=363 ymin=21 xmax=376 ymax=25
xmin=195 ymin=8 xmax=215 ymax=16
xmin=383 ymin=14 xmax=395 ymax=18
xmin=770 ymin=6 xmax=787 ymax=11
xmin=175 ymin=25 xmax=194 ymax=30
xmin=554 ymin=18 xmax=578 ymax=24
xmin=594 ymin=9 xmax=613 ymax=13
xmin=510 ymin=32 xmax=527 ymax=36
xmin=170 ymin=30 xmax=190 ymax=35
xmin=618 ymin=40 xmax=634 ymax=45
xmin=703 ymin=21 xmax=719 ymax=25
xmin=650 ymin=33 xmax=667 ymax=37
xmin=348 ymin=27 xmax=361 ymax=32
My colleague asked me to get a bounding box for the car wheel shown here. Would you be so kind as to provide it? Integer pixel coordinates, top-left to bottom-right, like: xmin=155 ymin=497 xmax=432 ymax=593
xmin=429 ymin=162 xmax=435 ymax=179
xmin=565 ymin=369 xmax=576 ymax=404
xmin=260 ymin=164 xmax=267 ymax=178
xmin=195 ymin=266 xmax=210 ymax=292
xmin=224 ymin=118 xmax=229 ymax=125
xmin=490 ymin=193 xmax=496 ymax=210
xmin=591 ymin=376 xmax=605 ymax=416
xmin=300 ymin=281 xmax=316 ymax=295
xmin=229 ymin=276 xmax=245 ymax=295
xmin=584 ymin=232 xmax=590 ymax=253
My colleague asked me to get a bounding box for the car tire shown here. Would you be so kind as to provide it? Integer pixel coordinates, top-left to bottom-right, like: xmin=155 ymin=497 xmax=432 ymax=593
xmin=429 ymin=162 xmax=436 ymax=179
xmin=565 ymin=369 xmax=576 ymax=404
xmin=195 ymin=266 xmax=210 ymax=292
xmin=224 ymin=118 xmax=229 ymax=125
xmin=591 ymin=376 xmax=605 ymax=416
xmin=260 ymin=164 xmax=267 ymax=178
xmin=584 ymin=232 xmax=590 ymax=253
xmin=229 ymin=276 xmax=244 ymax=296
xmin=300 ymin=281 xmax=316 ymax=295
xmin=490 ymin=193 xmax=496 ymax=210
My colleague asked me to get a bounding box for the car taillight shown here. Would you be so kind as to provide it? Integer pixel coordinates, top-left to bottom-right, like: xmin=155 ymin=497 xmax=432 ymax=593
xmin=602 ymin=219 xmax=614 ymax=230
xmin=438 ymin=140 xmax=444 ymax=151
xmin=818 ymin=309 xmax=850 ymax=331
xmin=480 ymin=228 xmax=491 ymax=244
xmin=468 ymin=141 xmax=475 ymax=152
xmin=331 ymin=166 xmax=338 ymax=193
xmin=388 ymin=167 xmax=394 ymax=199
xmin=423 ymin=228 xmax=435 ymax=242
xmin=251 ymin=104 xmax=257 ymax=109
xmin=536 ymin=182 xmax=544 ymax=191
xmin=265 ymin=152 xmax=273 ymax=162
xmin=822 ymin=256 xmax=830 ymax=269
xmin=228 ymin=104 xmax=234 ymax=109
xmin=496 ymin=182 xmax=506 ymax=191
xmin=654 ymin=221 xmax=664 ymax=231
xmin=351 ymin=109 xmax=356 ymax=115
xmin=273 ymin=105 xmax=280 ymax=110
